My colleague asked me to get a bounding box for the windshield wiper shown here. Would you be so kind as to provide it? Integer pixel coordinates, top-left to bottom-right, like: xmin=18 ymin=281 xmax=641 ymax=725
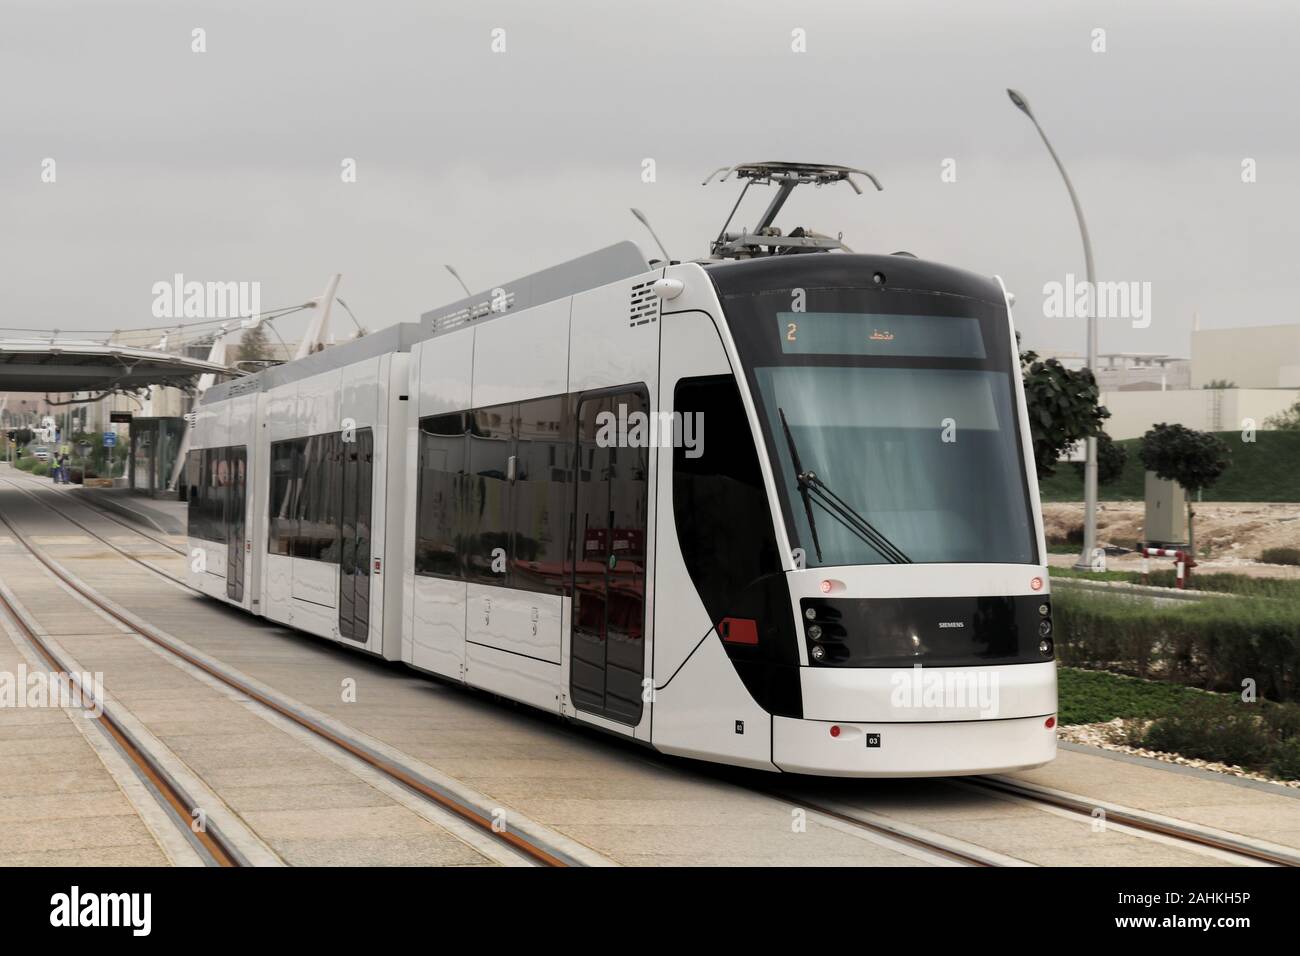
xmin=777 ymin=407 xmax=911 ymax=566
xmin=800 ymin=469 xmax=912 ymax=565
xmin=778 ymin=407 xmax=824 ymax=563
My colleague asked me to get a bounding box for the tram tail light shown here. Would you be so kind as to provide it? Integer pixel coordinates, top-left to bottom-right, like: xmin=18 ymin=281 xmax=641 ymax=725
xmin=719 ymin=617 xmax=759 ymax=645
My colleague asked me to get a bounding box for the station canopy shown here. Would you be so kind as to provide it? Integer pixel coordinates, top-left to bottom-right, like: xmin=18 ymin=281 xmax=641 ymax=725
xmin=0 ymin=339 xmax=237 ymax=393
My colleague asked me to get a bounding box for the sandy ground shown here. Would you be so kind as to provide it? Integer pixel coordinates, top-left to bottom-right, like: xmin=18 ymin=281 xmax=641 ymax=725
xmin=1043 ymin=501 xmax=1300 ymax=577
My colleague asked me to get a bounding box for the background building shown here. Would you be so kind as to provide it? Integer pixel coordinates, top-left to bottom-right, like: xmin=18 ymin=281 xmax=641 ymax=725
xmin=1037 ymin=322 xmax=1300 ymax=439
xmin=1190 ymin=323 xmax=1300 ymax=389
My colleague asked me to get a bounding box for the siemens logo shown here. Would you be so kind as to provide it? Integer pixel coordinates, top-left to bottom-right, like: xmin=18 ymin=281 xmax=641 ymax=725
xmin=937 ymin=622 xmax=965 ymax=629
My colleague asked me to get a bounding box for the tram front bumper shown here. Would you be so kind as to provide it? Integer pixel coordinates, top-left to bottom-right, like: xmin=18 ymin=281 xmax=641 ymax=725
xmin=772 ymin=711 xmax=1057 ymax=777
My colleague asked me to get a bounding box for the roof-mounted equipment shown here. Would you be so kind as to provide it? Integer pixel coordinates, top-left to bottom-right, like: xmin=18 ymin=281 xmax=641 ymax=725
xmin=701 ymin=161 xmax=882 ymax=260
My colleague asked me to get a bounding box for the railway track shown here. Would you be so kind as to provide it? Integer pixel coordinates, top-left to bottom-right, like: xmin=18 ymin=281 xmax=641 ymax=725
xmin=0 ymin=478 xmax=194 ymax=585
xmin=767 ymin=790 xmax=1016 ymax=866
xmin=0 ymin=478 xmax=582 ymax=867
xmin=0 ymin=579 xmax=246 ymax=866
xmin=5 ymin=474 xmax=1298 ymax=869
xmin=771 ymin=774 xmax=1300 ymax=869
xmin=963 ymin=775 xmax=1300 ymax=867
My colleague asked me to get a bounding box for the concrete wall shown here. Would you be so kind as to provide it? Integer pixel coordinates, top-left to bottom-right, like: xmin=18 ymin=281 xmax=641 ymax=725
xmin=1100 ymin=387 xmax=1300 ymax=439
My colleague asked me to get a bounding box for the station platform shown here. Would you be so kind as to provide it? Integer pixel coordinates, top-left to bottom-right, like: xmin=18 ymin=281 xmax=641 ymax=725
xmin=78 ymin=487 xmax=187 ymax=536
xmin=3 ymin=467 xmax=186 ymax=535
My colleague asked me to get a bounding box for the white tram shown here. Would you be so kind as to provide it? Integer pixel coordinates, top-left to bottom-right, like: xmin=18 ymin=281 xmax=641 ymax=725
xmin=187 ymin=163 xmax=1057 ymax=776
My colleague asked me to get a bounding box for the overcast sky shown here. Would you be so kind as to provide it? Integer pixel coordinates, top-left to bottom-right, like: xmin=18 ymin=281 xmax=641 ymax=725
xmin=2 ymin=0 xmax=1297 ymax=359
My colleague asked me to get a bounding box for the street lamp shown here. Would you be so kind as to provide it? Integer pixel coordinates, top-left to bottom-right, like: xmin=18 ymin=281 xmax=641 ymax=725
xmin=1007 ymin=88 xmax=1100 ymax=572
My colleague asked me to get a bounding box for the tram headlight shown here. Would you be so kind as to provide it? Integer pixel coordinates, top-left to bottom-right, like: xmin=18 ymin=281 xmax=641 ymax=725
xmin=1038 ymin=638 xmax=1053 ymax=656
xmin=810 ymin=644 xmax=826 ymax=662
xmin=805 ymin=607 xmax=818 ymax=621
xmin=1038 ymin=619 xmax=1052 ymax=638
xmin=1038 ymin=603 xmax=1050 ymax=616
xmin=807 ymin=624 xmax=823 ymax=641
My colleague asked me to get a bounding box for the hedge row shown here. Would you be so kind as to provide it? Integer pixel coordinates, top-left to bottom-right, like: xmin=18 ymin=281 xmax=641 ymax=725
xmin=1054 ymin=589 xmax=1300 ymax=703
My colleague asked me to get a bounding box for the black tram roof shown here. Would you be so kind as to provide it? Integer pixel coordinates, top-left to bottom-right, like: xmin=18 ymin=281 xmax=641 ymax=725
xmin=702 ymin=252 xmax=1007 ymax=308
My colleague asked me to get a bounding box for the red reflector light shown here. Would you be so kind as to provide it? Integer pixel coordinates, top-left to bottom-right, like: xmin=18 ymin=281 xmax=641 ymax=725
xmin=719 ymin=617 xmax=759 ymax=645
xmin=1030 ymin=576 xmax=1044 ymax=591
xmin=1045 ymin=716 xmax=1056 ymax=729
xmin=830 ymin=725 xmax=841 ymax=738
xmin=820 ymin=579 xmax=834 ymax=594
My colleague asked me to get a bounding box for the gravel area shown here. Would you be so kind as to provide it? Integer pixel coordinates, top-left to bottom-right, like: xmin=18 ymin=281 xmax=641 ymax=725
xmin=1059 ymin=719 xmax=1300 ymax=790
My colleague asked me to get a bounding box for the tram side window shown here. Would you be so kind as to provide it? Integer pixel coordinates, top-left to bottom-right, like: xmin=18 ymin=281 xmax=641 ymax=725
xmin=268 ymin=432 xmax=366 ymax=563
xmin=292 ymin=437 xmax=315 ymax=559
xmin=511 ymin=396 xmax=570 ymax=596
xmin=673 ymin=376 xmax=782 ymax=612
xmin=293 ymin=434 xmax=342 ymax=561
xmin=337 ymin=428 xmax=371 ymax=571
xmin=186 ymin=449 xmax=205 ymax=540
xmin=207 ymin=447 xmax=228 ymax=544
xmin=464 ymin=405 xmax=514 ymax=585
xmin=185 ymin=445 xmax=247 ymax=545
xmin=268 ymin=439 xmax=300 ymax=555
xmin=227 ymin=447 xmax=246 ymax=539
xmin=320 ymin=434 xmax=343 ymax=561
xmin=415 ymin=413 xmax=467 ymax=578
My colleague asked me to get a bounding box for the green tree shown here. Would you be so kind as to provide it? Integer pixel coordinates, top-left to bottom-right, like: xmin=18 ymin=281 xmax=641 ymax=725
xmin=236 ymin=323 xmax=274 ymax=364
xmin=1138 ymin=423 xmax=1231 ymax=556
xmin=1201 ymin=379 xmax=1236 ymax=389
xmin=1072 ymin=429 xmax=1127 ymax=485
xmin=1020 ymin=350 xmax=1110 ymax=478
xmin=1264 ymin=400 xmax=1300 ymax=431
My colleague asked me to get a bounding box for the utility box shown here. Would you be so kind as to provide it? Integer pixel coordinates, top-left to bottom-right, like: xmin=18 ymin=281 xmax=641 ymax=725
xmin=1144 ymin=471 xmax=1187 ymax=547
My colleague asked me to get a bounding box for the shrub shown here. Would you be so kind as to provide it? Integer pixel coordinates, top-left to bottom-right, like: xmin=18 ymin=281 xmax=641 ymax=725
xmin=30 ymin=462 xmax=49 ymax=477
xmin=1054 ymin=565 xmax=1300 ymax=600
xmin=1261 ymin=547 xmax=1300 ymax=567
xmin=1071 ymin=431 xmax=1128 ymax=486
xmin=1265 ymin=400 xmax=1300 ymax=431
xmin=1271 ymin=739 xmax=1300 ymax=779
xmin=1135 ymin=695 xmax=1300 ymax=780
xmin=1139 ymin=697 xmax=1275 ymax=768
xmin=14 ymin=455 xmax=37 ymax=471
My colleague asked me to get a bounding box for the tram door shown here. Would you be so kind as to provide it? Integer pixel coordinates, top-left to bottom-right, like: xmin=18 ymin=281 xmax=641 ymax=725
xmin=338 ymin=429 xmax=374 ymax=642
xmin=225 ymin=447 xmax=247 ymax=602
xmin=569 ymin=389 xmax=649 ymax=725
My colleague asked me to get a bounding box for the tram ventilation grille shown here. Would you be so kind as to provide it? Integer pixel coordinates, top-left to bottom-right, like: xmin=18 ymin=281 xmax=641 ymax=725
xmin=629 ymin=280 xmax=660 ymax=328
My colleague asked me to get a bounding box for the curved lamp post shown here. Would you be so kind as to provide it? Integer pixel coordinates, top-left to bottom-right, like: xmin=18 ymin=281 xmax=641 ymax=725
xmin=1008 ymin=88 xmax=1100 ymax=571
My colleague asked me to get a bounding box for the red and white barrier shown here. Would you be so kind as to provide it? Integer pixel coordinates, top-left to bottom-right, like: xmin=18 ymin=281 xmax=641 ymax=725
xmin=1141 ymin=547 xmax=1194 ymax=588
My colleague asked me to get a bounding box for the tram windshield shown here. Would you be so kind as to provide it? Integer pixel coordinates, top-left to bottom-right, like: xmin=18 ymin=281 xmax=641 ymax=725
xmin=719 ymin=283 xmax=1038 ymax=569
